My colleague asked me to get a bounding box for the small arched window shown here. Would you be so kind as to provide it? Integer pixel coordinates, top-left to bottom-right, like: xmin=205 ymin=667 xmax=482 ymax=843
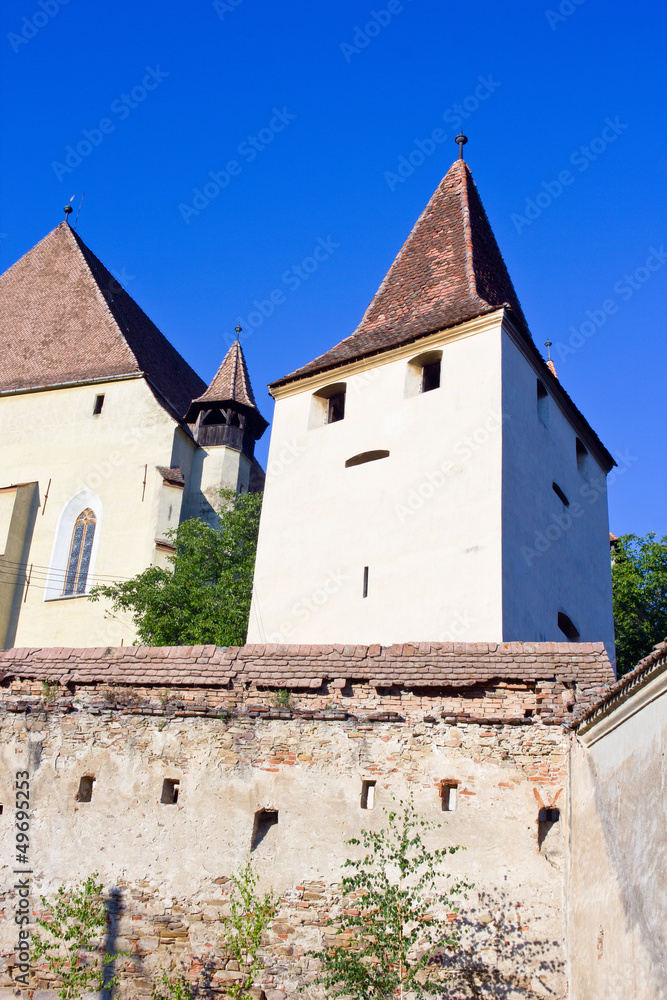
xmin=63 ymin=508 xmax=96 ymax=596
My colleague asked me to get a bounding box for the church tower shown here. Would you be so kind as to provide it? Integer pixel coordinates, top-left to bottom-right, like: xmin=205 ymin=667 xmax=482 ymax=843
xmin=248 ymin=147 xmax=615 ymax=656
xmin=184 ymin=336 xmax=268 ymax=524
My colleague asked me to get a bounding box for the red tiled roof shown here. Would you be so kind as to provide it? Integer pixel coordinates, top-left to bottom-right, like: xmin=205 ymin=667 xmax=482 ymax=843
xmin=190 ymin=340 xmax=259 ymax=410
xmin=0 ymin=641 xmax=614 ymax=722
xmin=271 ymin=160 xmax=527 ymax=387
xmin=576 ymin=638 xmax=667 ymax=731
xmin=157 ymin=466 xmax=185 ymax=487
xmin=0 ymin=223 xmax=205 ymax=416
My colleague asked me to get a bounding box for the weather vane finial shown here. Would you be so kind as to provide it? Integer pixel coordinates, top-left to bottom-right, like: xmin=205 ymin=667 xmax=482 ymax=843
xmin=234 ymin=325 xmax=242 ymax=342
xmin=545 ymin=339 xmax=553 ymax=361
xmin=63 ymin=195 xmax=75 ymax=222
xmin=455 ymin=133 xmax=468 ymax=160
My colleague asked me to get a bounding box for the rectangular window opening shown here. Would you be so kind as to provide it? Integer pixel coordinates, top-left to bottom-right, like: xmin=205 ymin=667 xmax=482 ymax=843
xmin=161 ymin=778 xmax=180 ymax=805
xmin=576 ymin=438 xmax=589 ymax=475
xmin=441 ymin=783 xmax=458 ymax=812
xmin=362 ymin=566 xmax=369 ymax=599
xmin=76 ymin=775 xmax=95 ymax=803
xmin=422 ymin=360 xmax=441 ymax=393
xmin=538 ymin=808 xmax=561 ymax=849
xmin=252 ymin=809 xmax=279 ymax=850
xmin=360 ymin=780 xmax=376 ymax=810
xmin=327 ymin=392 xmax=345 ymax=424
xmin=93 ymin=394 xmax=105 ymax=415
xmin=537 ymin=380 xmax=549 ymax=426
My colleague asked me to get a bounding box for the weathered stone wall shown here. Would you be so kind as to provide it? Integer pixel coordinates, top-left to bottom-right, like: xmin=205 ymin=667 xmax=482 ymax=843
xmin=0 ymin=642 xmax=614 ymax=999
xmin=568 ymin=642 xmax=667 ymax=1000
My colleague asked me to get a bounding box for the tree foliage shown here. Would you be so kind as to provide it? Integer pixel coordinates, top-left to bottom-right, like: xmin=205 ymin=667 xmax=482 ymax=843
xmin=219 ymin=859 xmax=276 ymax=1000
xmin=315 ymin=796 xmax=472 ymax=1000
xmin=612 ymin=532 xmax=667 ymax=675
xmin=32 ymin=873 xmax=121 ymax=1000
xmin=90 ymin=489 xmax=262 ymax=646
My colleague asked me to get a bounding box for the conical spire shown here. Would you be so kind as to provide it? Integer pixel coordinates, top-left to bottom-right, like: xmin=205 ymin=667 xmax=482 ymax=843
xmin=185 ymin=338 xmax=268 ymax=439
xmin=272 ymin=158 xmax=529 ymax=387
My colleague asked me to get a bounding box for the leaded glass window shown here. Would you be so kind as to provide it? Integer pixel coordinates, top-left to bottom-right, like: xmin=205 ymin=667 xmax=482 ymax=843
xmin=62 ymin=508 xmax=96 ymax=596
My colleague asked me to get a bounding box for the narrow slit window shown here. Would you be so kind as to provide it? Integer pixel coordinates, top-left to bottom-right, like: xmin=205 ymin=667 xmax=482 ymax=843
xmin=327 ymin=392 xmax=345 ymax=424
xmin=62 ymin=508 xmax=96 ymax=596
xmin=552 ymin=482 xmax=569 ymax=506
xmin=558 ymin=612 xmax=580 ymax=641
xmin=441 ymin=783 xmax=458 ymax=812
xmin=161 ymin=778 xmax=180 ymax=804
xmin=345 ymin=450 xmax=390 ymax=468
xmin=76 ymin=776 xmax=95 ymax=803
xmin=252 ymin=809 xmax=278 ymax=850
xmin=537 ymin=380 xmax=549 ymax=426
xmin=362 ymin=566 xmax=369 ymax=598
xmin=93 ymin=394 xmax=105 ymax=415
xmin=360 ymin=780 xmax=376 ymax=810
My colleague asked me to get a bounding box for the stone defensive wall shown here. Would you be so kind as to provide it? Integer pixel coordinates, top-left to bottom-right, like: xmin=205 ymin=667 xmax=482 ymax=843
xmin=0 ymin=642 xmax=614 ymax=999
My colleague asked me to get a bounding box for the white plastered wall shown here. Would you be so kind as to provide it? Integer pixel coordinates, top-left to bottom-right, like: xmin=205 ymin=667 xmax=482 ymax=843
xmin=500 ymin=325 xmax=615 ymax=658
xmin=248 ymin=313 xmax=505 ymax=644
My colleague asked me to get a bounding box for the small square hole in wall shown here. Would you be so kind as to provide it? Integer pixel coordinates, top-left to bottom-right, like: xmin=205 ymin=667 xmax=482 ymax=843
xmin=538 ymin=808 xmax=560 ymax=849
xmin=76 ymin=776 xmax=95 ymax=802
xmin=441 ymin=783 xmax=458 ymax=812
xmin=252 ymin=809 xmax=278 ymax=850
xmin=360 ymin=779 xmax=376 ymax=810
xmin=161 ymin=778 xmax=180 ymax=804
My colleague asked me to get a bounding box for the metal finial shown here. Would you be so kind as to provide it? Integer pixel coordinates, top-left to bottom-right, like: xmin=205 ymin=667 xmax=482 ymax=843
xmin=234 ymin=325 xmax=242 ymax=341
xmin=545 ymin=339 xmax=553 ymax=361
xmin=63 ymin=195 xmax=75 ymax=222
xmin=455 ymin=133 xmax=468 ymax=160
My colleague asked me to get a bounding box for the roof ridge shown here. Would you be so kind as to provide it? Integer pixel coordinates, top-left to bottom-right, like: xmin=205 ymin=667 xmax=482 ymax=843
xmin=458 ymin=161 xmax=484 ymax=303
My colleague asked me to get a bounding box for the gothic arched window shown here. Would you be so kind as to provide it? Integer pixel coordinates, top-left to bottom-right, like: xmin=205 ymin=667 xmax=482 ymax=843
xmin=62 ymin=508 xmax=96 ymax=596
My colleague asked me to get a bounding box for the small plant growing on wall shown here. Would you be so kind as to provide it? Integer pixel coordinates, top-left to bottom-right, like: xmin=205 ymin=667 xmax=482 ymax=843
xmin=152 ymin=965 xmax=197 ymax=1000
xmin=273 ymin=689 xmax=293 ymax=709
xmin=220 ymin=859 xmax=276 ymax=1000
xmin=32 ymin=873 xmax=123 ymax=1000
xmin=314 ymin=795 xmax=473 ymax=1000
xmin=40 ymin=680 xmax=60 ymax=705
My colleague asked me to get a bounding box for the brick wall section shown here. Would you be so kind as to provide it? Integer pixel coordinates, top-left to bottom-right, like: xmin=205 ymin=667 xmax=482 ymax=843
xmin=0 ymin=641 xmax=614 ymax=725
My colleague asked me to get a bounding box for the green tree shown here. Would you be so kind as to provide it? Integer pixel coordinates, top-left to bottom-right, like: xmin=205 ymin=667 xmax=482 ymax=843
xmin=315 ymin=796 xmax=472 ymax=1000
xmin=32 ymin=874 xmax=122 ymax=1000
xmin=612 ymin=532 xmax=667 ymax=675
xmin=90 ymin=489 xmax=262 ymax=645
xmin=219 ymin=859 xmax=276 ymax=1000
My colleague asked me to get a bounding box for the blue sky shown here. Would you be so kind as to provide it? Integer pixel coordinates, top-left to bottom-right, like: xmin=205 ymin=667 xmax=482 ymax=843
xmin=2 ymin=0 xmax=665 ymax=536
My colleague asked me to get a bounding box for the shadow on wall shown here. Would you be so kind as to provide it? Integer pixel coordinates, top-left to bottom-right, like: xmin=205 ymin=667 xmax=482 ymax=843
xmin=589 ymin=751 xmax=667 ymax=999
xmin=434 ymin=886 xmax=565 ymax=998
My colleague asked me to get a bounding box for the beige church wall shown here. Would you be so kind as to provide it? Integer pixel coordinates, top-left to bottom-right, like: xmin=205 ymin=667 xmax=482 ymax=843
xmin=0 ymin=661 xmax=577 ymax=998
xmin=249 ymin=313 xmax=506 ymax=645
xmin=567 ymin=659 xmax=667 ymax=1000
xmin=183 ymin=444 xmax=252 ymax=525
xmin=500 ymin=326 xmax=615 ymax=659
xmin=0 ymin=484 xmax=39 ymax=649
xmin=0 ymin=377 xmax=196 ymax=648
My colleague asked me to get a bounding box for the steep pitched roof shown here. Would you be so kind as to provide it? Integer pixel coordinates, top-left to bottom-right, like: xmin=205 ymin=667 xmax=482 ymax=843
xmin=0 ymin=222 xmax=205 ymax=416
xmin=193 ymin=339 xmax=259 ymax=409
xmin=184 ymin=339 xmax=268 ymax=436
xmin=272 ymin=159 xmax=528 ymax=387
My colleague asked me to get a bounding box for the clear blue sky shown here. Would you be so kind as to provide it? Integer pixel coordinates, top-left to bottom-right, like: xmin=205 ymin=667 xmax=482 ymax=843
xmin=2 ymin=0 xmax=665 ymax=536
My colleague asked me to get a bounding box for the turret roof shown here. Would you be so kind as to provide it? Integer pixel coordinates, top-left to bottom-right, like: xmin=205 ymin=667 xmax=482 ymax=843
xmin=0 ymin=222 xmax=205 ymax=417
xmin=192 ymin=339 xmax=259 ymax=409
